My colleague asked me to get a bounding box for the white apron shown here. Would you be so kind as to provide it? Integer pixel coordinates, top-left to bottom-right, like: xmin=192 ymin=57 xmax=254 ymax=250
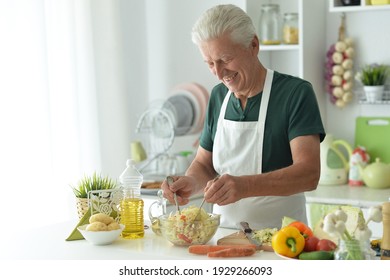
xmin=212 ymin=69 xmax=307 ymax=229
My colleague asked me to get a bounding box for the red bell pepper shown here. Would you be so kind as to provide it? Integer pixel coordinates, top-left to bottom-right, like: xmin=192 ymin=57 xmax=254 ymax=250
xmin=288 ymin=221 xmax=314 ymax=239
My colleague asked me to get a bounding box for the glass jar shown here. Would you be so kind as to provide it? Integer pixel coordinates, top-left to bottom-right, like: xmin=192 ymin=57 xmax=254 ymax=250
xmin=259 ymin=4 xmax=281 ymax=45
xmin=334 ymin=239 xmax=376 ymax=260
xmin=283 ymin=13 xmax=299 ymax=44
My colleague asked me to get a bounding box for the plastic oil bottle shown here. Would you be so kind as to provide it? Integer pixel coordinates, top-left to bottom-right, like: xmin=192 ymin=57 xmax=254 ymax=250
xmin=119 ymin=159 xmax=144 ymax=239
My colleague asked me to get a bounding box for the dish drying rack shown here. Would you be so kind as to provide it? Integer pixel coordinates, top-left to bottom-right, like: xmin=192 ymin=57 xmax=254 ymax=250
xmin=135 ymin=101 xmax=176 ymax=173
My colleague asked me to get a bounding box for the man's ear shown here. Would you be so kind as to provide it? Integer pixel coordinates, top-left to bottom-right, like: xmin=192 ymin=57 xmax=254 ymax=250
xmin=251 ymin=35 xmax=260 ymax=54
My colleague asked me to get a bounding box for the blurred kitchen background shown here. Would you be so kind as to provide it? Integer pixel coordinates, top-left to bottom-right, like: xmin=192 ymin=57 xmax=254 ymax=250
xmin=1 ymin=0 xmax=389 ymax=230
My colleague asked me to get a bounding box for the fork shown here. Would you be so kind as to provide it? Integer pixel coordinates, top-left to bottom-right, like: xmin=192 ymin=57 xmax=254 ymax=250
xmin=167 ymin=176 xmax=180 ymax=214
xmin=189 ymin=175 xmax=220 ymax=224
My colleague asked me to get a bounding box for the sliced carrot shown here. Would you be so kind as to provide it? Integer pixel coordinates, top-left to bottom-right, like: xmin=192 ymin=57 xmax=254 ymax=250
xmin=189 ymin=244 xmax=257 ymax=255
xmin=207 ymin=247 xmax=256 ymax=258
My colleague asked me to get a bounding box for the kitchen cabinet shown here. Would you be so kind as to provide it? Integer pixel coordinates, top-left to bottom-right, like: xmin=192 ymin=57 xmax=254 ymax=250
xmin=329 ymin=0 xmax=390 ymax=12
xmin=305 ymin=184 xmax=390 ymax=238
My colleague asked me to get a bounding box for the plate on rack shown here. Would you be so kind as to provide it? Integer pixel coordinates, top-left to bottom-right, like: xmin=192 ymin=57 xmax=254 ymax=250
xmin=170 ymin=82 xmax=209 ymax=135
xmin=165 ymin=94 xmax=194 ymax=136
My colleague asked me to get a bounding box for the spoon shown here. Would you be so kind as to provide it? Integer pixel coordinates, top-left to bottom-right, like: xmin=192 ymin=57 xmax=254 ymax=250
xmin=167 ymin=176 xmax=180 ymax=214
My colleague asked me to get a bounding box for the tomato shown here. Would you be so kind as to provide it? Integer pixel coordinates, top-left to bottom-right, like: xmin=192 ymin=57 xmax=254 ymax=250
xmin=316 ymin=239 xmax=337 ymax=251
xmin=304 ymin=236 xmax=320 ymax=252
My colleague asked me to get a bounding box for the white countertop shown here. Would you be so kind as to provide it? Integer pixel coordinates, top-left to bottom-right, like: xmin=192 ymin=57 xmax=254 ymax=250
xmin=0 ymin=220 xmax=282 ymax=260
xmin=305 ymin=184 xmax=390 ymax=208
xmin=4 ymin=184 xmax=387 ymax=261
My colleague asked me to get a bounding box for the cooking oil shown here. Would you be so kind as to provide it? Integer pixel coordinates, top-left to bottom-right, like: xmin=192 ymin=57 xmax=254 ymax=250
xmin=120 ymin=197 xmax=144 ymax=239
xmin=119 ymin=159 xmax=145 ymax=239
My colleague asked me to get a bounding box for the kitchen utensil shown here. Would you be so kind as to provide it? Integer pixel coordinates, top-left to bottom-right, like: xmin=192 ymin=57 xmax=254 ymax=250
xmin=217 ymin=231 xmax=274 ymax=251
xmin=148 ymin=189 xmax=167 ymax=235
xmin=136 ymin=102 xmax=175 ymax=172
xmin=135 ymin=82 xmax=209 ymax=173
xmin=167 ymin=176 xmax=180 ymax=214
xmin=355 ymin=117 xmax=390 ymax=164
xmin=240 ymin=222 xmax=261 ymax=248
xmin=164 ymin=95 xmax=194 ymax=136
xmin=173 ymin=193 xmax=180 ymax=214
xmin=170 ymin=82 xmax=209 ymax=135
xmin=191 ymin=175 xmax=219 ymax=223
xmin=357 ymin=158 xmax=390 ymax=189
xmin=158 ymin=213 xmax=220 ymax=246
xmin=319 ymin=134 xmax=353 ymax=185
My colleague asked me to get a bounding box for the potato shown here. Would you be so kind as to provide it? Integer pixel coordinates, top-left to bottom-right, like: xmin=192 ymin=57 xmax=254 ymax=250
xmin=107 ymin=222 xmax=120 ymax=231
xmin=89 ymin=213 xmax=114 ymax=225
xmin=86 ymin=221 xmax=108 ymax=231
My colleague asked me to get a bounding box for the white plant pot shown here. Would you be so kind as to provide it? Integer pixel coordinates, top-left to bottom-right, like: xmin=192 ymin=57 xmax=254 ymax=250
xmin=364 ymin=85 xmax=384 ymax=103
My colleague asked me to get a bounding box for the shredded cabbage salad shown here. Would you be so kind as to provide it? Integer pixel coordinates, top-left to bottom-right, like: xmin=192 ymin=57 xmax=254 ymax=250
xmin=161 ymin=205 xmax=219 ymax=245
xmin=252 ymin=228 xmax=278 ymax=245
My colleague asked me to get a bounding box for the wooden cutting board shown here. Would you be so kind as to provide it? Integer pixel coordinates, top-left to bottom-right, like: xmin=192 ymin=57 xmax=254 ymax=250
xmin=355 ymin=117 xmax=390 ymax=164
xmin=217 ymin=231 xmax=274 ymax=251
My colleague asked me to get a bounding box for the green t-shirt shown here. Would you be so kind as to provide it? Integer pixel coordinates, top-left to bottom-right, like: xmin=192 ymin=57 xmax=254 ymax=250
xmin=199 ymin=71 xmax=325 ymax=173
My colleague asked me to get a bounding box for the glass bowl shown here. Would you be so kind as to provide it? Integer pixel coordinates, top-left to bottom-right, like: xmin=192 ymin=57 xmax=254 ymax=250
xmin=158 ymin=212 xmax=220 ymax=246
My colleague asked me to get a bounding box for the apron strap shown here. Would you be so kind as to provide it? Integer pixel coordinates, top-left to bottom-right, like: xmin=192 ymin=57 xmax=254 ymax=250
xmin=257 ymin=69 xmax=274 ymax=173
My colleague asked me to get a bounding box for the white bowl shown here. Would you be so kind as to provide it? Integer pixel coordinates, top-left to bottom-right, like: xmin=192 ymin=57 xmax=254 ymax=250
xmin=77 ymin=224 xmax=125 ymax=245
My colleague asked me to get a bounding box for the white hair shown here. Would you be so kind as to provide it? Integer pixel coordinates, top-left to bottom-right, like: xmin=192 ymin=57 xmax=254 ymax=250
xmin=191 ymin=4 xmax=256 ymax=47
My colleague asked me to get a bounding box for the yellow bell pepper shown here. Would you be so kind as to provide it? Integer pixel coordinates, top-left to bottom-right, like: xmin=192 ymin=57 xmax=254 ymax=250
xmin=272 ymin=226 xmax=305 ymax=258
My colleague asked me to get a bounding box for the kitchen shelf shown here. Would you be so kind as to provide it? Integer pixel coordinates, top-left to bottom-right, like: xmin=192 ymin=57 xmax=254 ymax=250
xmin=329 ymin=0 xmax=390 ymax=12
xmin=245 ymin=0 xmax=326 ymax=91
xmin=357 ymin=89 xmax=390 ymax=104
xmin=260 ymin=44 xmax=299 ymax=51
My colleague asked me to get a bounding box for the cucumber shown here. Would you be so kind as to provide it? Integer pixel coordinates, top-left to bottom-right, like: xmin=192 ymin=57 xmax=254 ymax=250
xmin=298 ymin=250 xmax=334 ymax=260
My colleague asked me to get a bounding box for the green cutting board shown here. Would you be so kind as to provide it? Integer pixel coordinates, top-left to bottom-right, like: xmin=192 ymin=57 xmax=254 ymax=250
xmin=355 ymin=117 xmax=390 ymax=164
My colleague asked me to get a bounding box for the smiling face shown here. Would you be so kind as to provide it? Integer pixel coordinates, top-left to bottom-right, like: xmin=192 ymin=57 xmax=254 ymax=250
xmin=199 ymin=33 xmax=261 ymax=98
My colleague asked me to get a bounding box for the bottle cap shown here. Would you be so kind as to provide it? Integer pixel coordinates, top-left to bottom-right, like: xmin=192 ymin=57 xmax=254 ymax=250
xmin=119 ymin=159 xmax=143 ymax=186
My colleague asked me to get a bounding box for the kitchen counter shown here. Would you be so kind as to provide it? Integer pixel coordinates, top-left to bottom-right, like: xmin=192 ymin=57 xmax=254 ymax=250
xmin=0 ymin=220 xmax=282 ymax=260
xmin=305 ymin=184 xmax=390 ymax=238
xmin=305 ymin=184 xmax=390 ymax=208
xmin=14 ymin=184 xmax=384 ymax=261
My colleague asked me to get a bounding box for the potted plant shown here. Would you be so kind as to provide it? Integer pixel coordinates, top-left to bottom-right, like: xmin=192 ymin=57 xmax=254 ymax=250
xmin=355 ymin=63 xmax=389 ymax=102
xmin=71 ymin=172 xmax=118 ymax=219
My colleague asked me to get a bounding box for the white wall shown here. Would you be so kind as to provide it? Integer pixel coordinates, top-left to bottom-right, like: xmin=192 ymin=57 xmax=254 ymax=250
xmin=324 ymin=9 xmax=390 ymax=146
xmin=133 ymin=0 xmax=248 ymax=154
xmin=102 ymin=1 xmax=390 ymax=176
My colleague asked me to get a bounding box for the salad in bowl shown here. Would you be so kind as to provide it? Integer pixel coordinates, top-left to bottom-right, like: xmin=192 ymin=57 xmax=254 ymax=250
xmin=159 ymin=206 xmax=220 ymax=246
